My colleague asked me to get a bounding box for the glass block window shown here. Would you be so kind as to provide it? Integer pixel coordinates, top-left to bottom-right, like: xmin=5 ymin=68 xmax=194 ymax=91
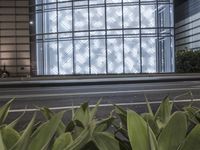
xmin=34 ymin=0 xmax=174 ymax=75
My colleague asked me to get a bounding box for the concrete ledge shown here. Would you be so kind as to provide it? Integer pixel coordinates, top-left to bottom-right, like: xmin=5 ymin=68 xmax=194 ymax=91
xmin=0 ymin=73 xmax=200 ymax=88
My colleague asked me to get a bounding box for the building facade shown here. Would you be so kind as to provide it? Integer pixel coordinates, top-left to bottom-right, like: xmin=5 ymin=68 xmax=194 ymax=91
xmin=175 ymin=0 xmax=200 ymax=51
xmin=0 ymin=0 xmax=30 ymax=76
xmin=33 ymin=0 xmax=174 ymax=75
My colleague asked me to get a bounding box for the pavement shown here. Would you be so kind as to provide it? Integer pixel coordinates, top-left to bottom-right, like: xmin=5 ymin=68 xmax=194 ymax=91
xmin=1 ymin=74 xmax=200 ymax=128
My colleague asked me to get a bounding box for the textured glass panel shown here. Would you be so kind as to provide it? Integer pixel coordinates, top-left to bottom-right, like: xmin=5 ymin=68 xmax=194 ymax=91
xmin=91 ymin=39 xmax=106 ymax=74
xmin=74 ymin=8 xmax=88 ymax=31
xmin=36 ymin=42 xmax=43 ymax=75
xmin=124 ymin=38 xmax=140 ymax=73
xmin=44 ymin=11 xmax=57 ymax=33
xmin=90 ymin=7 xmax=105 ymax=30
xmin=90 ymin=0 xmax=104 ymax=4
xmin=58 ymin=10 xmax=72 ymax=32
xmin=107 ymin=38 xmax=123 ymax=73
xmin=141 ymin=5 xmax=156 ymax=27
xmin=44 ymin=42 xmax=58 ymax=75
xmin=59 ymin=41 xmax=73 ymax=74
xmin=107 ymin=6 xmax=122 ymax=29
xmin=124 ymin=6 xmax=139 ymax=28
xmin=124 ymin=0 xmax=138 ymax=2
xmin=107 ymin=0 xmax=121 ymax=3
xmin=142 ymin=37 xmax=156 ymax=73
xmin=75 ymin=40 xmax=89 ymax=74
xmin=36 ymin=13 xmax=42 ymax=34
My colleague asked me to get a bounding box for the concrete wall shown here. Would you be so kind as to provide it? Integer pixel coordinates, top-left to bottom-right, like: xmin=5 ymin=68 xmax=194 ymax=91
xmin=0 ymin=0 xmax=30 ymax=77
xmin=175 ymin=0 xmax=200 ymax=50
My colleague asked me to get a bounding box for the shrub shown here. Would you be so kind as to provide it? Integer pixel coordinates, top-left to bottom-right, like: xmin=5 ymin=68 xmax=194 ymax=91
xmin=176 ymin=50 xmax=200 ymax=73
xmin=0 ymin=97 xmax=200 ymax=150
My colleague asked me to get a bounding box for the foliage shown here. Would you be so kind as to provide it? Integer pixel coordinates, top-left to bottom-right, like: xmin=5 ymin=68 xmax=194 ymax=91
xmin=0 ymin=96 xmax=200 ymax=150
xmin=176 ymin=50 xmax=200 ymax=73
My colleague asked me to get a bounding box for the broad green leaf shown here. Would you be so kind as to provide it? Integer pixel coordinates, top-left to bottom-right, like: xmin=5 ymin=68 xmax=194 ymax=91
xmin=155 ymin=96 xmax=173 ymax=129
xmin=93 ymin=132 xmax=120 ymax=150
xmin=158 ymin=112 xmax=187 ymax=150
xmin=90 ymin=100 xmax=101 ymax=121
xmin=0 ymin=98 xmax=14 ymax=124
xmin=11 ymin=115 xmax=35 ymax=150
xmin=52 ymin=132 xmax=73 ymax=150
xmin=115 ymin=105 xmax=127 ymax=128
xmin=8 ymin=111 xmax=25 ymax=129
xmin=95 ymin=117 xmax=115 ymax=132
xmin=127 ymin=110 xmax=158 ymax=150
xmin=73 ymin=102 xmax=90 ymax=127
xmin=27 ymin=111 xmax=64 ymax=150
xmin=40 ymin=107 xmax=66 ymax=135
xmin=145 ymin=96 xmax=154 ymax=116
xmin=1 ymin=126 xmax=20 ymax=149
xmin=0 ymin=131 xmax=6 ymax=150
xmin=65 ymin=122 xmax=95 ymax=150
xmin=180 ymin=124 xmax=200 ymax=150
xmin=142 ymin=113 xmax=159 ymax=136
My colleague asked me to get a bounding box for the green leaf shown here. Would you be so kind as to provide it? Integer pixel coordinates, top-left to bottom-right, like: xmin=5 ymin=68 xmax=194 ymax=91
xmin=73 ymin=102 xmax=90 ymax=127
xmin=1 ymin=126 xmax=20 ymax=149
xmin=93 ymin=132 xmax=120 ymax=150
xmin=52 ymin=132 xmax=73 ymax=150
xmin=142 ymin=113 xmax=159 ymax=136
xmin=0 ymin=131 xmax=6 ymax=150
xmin=155 ymin=96 xmax=173 ymax=129
xmin=11 ymin=114 xmax=35 ymax=150
xmin=127 ymin=110 xmax=158 ymax=150
xmin=95 ymin=117 xmax=115 ymax=132
xmin=8 ymin=111 xmax=25 ymax=129
xmin=158 ymin=112 xmax=187 ymax=150
xmin=0 ymin=98 xmax=14 ymax=124
xmin=65 ymin=122 xmax=95 ymax=150
xmin=180 ymin=124 xmax=200 ymax=150
xmin=40 ymin=107 xmax=66 ymax=135
xmin=90 ymin=99 xmax=101 ymax=121
xmin=27 ymin=111 xmax=64 ymax=150
xmin=145 ymin=96 xmax=154 ymax=116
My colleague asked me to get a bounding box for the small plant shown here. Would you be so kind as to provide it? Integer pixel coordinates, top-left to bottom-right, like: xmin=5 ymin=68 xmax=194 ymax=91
xmin=0 ymin=95 xmax=200 ymax=150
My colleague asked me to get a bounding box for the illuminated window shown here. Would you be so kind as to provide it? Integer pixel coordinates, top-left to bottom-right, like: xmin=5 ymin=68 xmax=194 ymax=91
xmin=35 ymin=0 xmax=174 ymax=75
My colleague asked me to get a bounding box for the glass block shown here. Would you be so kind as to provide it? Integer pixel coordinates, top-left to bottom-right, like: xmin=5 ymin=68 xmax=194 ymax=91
xmin=59 ymin=40 xmax=73 ymax=74
xmin=90 ymin=7 xmax=105 ymax=30
xmin=124 ymin=38 xmax=140 ymax=73
xmin=91 ymin=39 xmax=106 ymax=74
xmin=107 ymin=38 xmax=123 ymax=73
xmin=142 ymin=37 xmax=156 ymax=73
xmin=43 ymin=11 xmax=57 ymax=33
xmin=58 ymin=10 xmax=72 ymax=32
xmin=107 ymin=6 xmax=122 ymax=29
xmin=74 ymin=8 xmax=88 ymax=31
xmin=90 ymin=0 xmax=104 ymax=5
xmin=44 ymin=42 xmax=58 ymax=75
xmin=141 ymin=5 xmax=156 ymax=27
xmin=124 ymin=6 xmax=139 ymax=28
xmin=74 ymin=40 xmax=89 ymax=74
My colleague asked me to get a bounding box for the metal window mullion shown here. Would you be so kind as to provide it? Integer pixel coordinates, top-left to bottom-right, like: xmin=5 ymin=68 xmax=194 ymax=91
xmin=42 ymin=1 xmax=45 ymax=75
xmin=122 ymin=0 xmax=125 ymax=74
xmin=56 ymin=0 xmax=60 ymax=75
xmin=88 ymin=0 xmax=91 ymax=74
xmin=139 ymin=0 xmax=142 ymax=73
xmin=104 ymin=0 xmax=108 ymax=74
xmin=156 ymin=0 xmax=160 ymax=73
xmin=72 ymin=1 xmax=76 ymax=74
